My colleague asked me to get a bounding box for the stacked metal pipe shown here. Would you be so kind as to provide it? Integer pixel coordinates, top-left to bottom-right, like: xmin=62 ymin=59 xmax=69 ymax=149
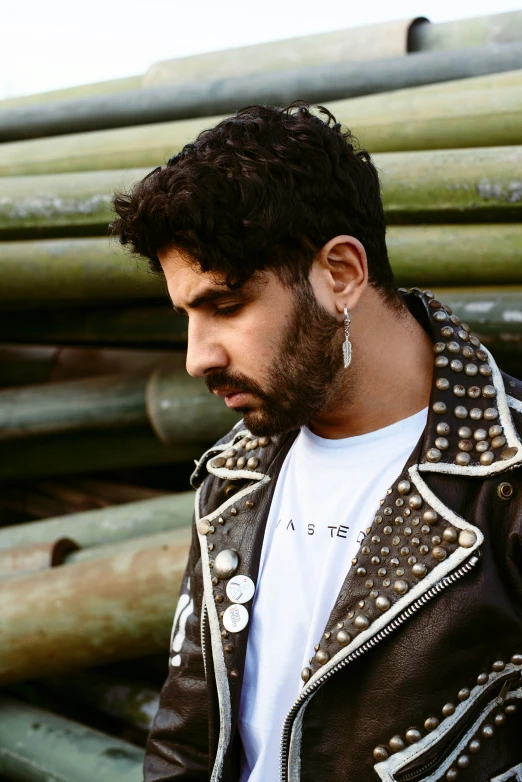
xmin=0 ymin=9 xmax=521 ymax=779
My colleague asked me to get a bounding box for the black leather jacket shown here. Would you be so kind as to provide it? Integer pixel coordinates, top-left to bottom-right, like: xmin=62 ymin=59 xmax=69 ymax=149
xmin=144 ymin=289 xmax=522 ymax=782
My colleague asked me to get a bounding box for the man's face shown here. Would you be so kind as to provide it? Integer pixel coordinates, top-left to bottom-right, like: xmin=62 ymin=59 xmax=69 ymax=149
xmin=159 ymin=249 xmax=351 ymax=436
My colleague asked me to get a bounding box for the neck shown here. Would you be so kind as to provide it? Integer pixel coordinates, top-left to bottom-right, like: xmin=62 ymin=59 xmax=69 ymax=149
xmin=309 ymin=291 xmax=433 ymax=439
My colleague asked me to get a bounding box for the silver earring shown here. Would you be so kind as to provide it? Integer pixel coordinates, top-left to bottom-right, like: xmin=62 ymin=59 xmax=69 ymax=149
xmin=343 ymin=305 xmax=352 ymax=368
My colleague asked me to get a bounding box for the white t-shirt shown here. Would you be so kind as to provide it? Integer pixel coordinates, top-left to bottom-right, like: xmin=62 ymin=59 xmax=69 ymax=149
xmin=238 ymin=407 xmax=428 ymax=782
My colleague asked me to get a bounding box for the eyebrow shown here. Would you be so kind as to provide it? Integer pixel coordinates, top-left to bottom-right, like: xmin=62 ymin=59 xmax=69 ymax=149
xmin=171 ymin=285 xmax=238 ymax=315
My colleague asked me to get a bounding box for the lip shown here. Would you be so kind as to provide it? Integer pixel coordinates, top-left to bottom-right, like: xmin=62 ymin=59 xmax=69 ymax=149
xmin=213 ymin=389 xmax=251 ymax=408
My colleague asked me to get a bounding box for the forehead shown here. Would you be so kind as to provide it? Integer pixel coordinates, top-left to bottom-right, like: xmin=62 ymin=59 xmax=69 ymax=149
xmin=158 ymin=247 xmax=229 ymax=303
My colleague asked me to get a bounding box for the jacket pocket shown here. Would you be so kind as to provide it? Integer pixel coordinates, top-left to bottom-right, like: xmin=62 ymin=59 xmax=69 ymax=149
xmin=374 ymin=661 xmax=522 ymax=782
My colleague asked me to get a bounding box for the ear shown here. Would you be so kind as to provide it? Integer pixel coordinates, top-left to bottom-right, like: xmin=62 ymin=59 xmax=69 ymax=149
xmin=310 ymin=235 xmax=368 ymax=316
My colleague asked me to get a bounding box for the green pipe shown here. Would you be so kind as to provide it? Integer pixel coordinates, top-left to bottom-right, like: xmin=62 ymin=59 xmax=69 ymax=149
xmin=0 ymin=538 xmax=187 ymax=683
xmin=388 ymin=225 xmax=522 ymax=286
xmin=1 ymin=145 xmax=521 ymax=245
xmin=0 ymin=305 xmax=188 ymax=344
xmin=0 ymin=695 xmax=144 ymax=781
xmin=44 ymin=671 xmax=159 ymax=731
xmin=2 ymin=44 xmax=522 ymax=142
xmin=0 ymin=492 xmax=193 ymax=550
xmin=0 ymin=367 xmax=237 ymax=442
xmin=409 ymin=10 xmax=522 ymax=52
xmin=0 ymin=427 xmax=202 ymax=480
xmin=0 ymin=75 xmax=142 ymax=110
xmin=0 ymin=344 xmax=181 ymax=388
xmin=1 ymin=81 xmax=522 ymax=177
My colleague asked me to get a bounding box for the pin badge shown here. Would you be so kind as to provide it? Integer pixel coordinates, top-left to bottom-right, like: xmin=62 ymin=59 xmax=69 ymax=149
xmin=226 ymin=575 xmax=255 ymax=604
xmin=223 ymin=603 xmax=249 ymax=633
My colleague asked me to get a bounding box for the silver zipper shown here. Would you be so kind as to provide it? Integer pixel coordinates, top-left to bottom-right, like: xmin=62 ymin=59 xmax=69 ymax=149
xmin=279 ymin=553 xmax=480 ymax=782
xmin=201 ymin=601 xmax=208 ymax=678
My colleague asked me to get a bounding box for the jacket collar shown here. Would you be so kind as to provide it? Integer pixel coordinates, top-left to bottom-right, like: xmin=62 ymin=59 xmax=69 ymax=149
xmin=404 ymin=287 xmax=522 ymax=477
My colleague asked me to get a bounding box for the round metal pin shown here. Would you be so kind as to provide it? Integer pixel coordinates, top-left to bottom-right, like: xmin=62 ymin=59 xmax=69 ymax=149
xmin=223 ymin=604 xmax=249 ymax=633
xmin=226 ymin=575 xmax=255 ymax=604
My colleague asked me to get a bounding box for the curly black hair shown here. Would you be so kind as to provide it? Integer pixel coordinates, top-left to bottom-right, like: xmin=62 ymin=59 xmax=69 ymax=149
xmin=111 ymin=101 xmax=396 ymax=296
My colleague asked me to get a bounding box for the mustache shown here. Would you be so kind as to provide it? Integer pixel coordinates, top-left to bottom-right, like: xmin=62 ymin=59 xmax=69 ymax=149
xmin=205 ymin=370 xmax=266 ymax=399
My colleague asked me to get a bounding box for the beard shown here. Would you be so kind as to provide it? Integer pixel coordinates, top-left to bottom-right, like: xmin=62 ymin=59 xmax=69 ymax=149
xmin=205 ymin=282 xmax=354 ymax=437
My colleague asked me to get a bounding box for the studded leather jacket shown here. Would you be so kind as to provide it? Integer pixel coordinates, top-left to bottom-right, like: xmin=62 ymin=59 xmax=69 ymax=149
xmin=145 ymin=290 xmax=522 ymax=782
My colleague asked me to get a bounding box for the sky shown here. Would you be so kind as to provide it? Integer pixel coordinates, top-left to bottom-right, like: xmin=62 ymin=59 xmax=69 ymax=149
xmin=2 ymin=0 xmax=522 ymax=100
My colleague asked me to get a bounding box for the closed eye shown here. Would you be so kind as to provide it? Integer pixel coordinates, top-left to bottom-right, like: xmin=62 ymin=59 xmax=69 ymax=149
xmin=214 ymin=304 xmax=242 ymax=316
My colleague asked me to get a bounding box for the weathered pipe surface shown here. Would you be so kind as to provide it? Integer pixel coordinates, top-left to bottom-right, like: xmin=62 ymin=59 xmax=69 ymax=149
xmin=2 ymin=43 xmax=522 ymax=141
xmin=65 ymin=528 xmax=191 ymax=567
xmin=0 ymin=492 xmax=193 ymax=550
xmin=0 ymin=538 xmax=78 ymax=579
xmin=409 ymin=10 xmax=522 ymax=52
xmin=0 ymin=427 xmax=203 ymax=480
xmin=0 ymin=344 xmax=182 ymax=388
xmin=0 ymin=304 xmax=188 ymax=344
xmin=0 ymin=368 xmax=237 ymax=443
xmin=1 ymin=81 xmax=522 ymax=176
xmin=45 ymin=670 xmax=159 ymax=731
xmin=0 ymin=538 xmax=188 ymax=683
xmin=0 ymin=695 xmax=144 ymax=781
xmin=1 ymin=145 xmax=521 ymax=246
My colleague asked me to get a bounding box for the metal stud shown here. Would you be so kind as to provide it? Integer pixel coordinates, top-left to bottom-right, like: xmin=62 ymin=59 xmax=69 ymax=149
xmin=467 ymin=386 xmax=481 ymax=399
xmin=423 ymin=510 xmax=438 ymax=525
xmin=376 ymin=596 xmax=390 ymax=612
xmin=501 ymin=447 xmax=519 ymax=460
xmin=494 ymin=713 xmax=507 ymax=726
xmin=441 ymin=326 xmax=454 ymax=338
xmin=447 ymin=341 xmax=460 ymax=353
xmin=473 ymin=428 xmax=487 ymax=441
xmin=424 ymin=716 xmax=439 ymax=731
xmin=398 ymin=480 xmax=411 ymax=495
xmin=429 ymin=299 xmax=442 ymax=308
xmin=230 ymin=669 xmax=239 ymax=678
xmin=426 ymin=448 xmax=442 ymax=463
xmin=215 ymin=594 xmax=223 ymax=604
xmin=409 ymin=495 xmax=423 ymax=510
xmin=315 ymin=649 xmax=330 ymax=666
xmin=225 ymin=458 xmax=236 ymax=469
xmin=455 ymin=452 xmax=471 ymax=466
xmin=511 ymin=653 xmax=522 ymax=665
xmin=484 ymin=408 xmax=498 ymax=421
xmin=247 ymin=456 xmax=259 ymax=469
xmin=479 ymin=364 xmax=492 ymax=376
xmin=336 ymin=630 xmax=351 ymax=647
xmin=469 ymin=335 xmax=481 ymax=347
xmin=491 ymin=660 xmax=506 ymax=672
xmin=393 ymin=579 xmax=409 ymax=595
xmin=477 ymin=672 xmax=489 ymax=685
xmin=207 ymin=543 xmax=214 ymax=551
xmin=405 ymin=728 xmax=422 ymax=744
xmin=454 ymin=406 xmax=468 ymax=419
xmin=442 ymin=703 xmax=455 ymax=717
xmin=450 ymin=360 xmax=463 ymax=373
xmin=356 ymin=567 xmax=367 ymax=576
xmin=198 ymin=518 xmax=212 ymax=535
xmin=458 ymin=440 xmax=473 ymax=452
xmin=482 ymin=385 xmax=496 ymax=398
xmin=464 ymin=363 xmax=478 ymax=376
xmin=389 ymin=735 xmax=405 ymax=752
xmin=475 ymin=440 xmax=490 ymax=453
xmin=433 ymin=342 xmax=446 ymax=354
xmin=437 ymin=424 xmax=451 ymax=438
xmin=245 ymin=500 xmax=254 ymax=509
xmin=480 ymin=451 xmax=495 ymax=465
xmin=412 ymin=563 xmax=427 ymax=578
xmin=482 ymin=724 xmax=494 ymax=739
xmin=453 ymin=385 xmax=466 ymax=397
xmin=446 ymin=770 xmax=458 ymax=781
xmin=432 ymin=546 xmax=447 ymax=562
xmin=443 ymin=527 xmax=458 ymax=543
xmin=457 ymin=755 xmax=470 ymax=769
xmin=491 ymin=435 xmax=506 ymax=449
xmin=450 ymin=314 xmax=461 ymax=326
xmin=458 ymin=329 xmax=469 ymax=341
xmin=468 ymin=739 xmax=481 ymax=753
xmin=458 ymin=529 xmax=477 ymax=548
xmin=301 ymin=667 xmax=311 ymax=682
xmin=236 ymin=456 xmax=246 ymax=469
xmin=214 ymin=549 xmax=240 ymax=579
xmin=433 ymin=310 xmax=448 ymax=322
xmin=460 ymin=322 xmax=470 ymax=332
xmin=433 ymin=402 xmax=447 ymax=415
xmin=418 ymin=545 xmax=429 ymax=555
xmin=462 ymin=347 xmax=475 ymax=360
xmin=505 ymin=704 xmax=518 ymax=714
xmin=229 ymin=507 xmax=238 ymax=516
xmin=436 ymin=377 xmax=450 ymax=391
xmin=258 ymin=436 xmax=270 ymax=447
xmin=435 ymin=356 xmax=449 ymax=368
xmin=457 ymin=687 xmax=470 ymax=701
xmin=469 ymin=408 xmax=482 ymax=421
xmin=212 ymin=457 xmax=227 ymax=468
xmin=354 ymin=615 xmax=370 ymax=630
xmin=373 ymin=746 xmax=389 ymax=762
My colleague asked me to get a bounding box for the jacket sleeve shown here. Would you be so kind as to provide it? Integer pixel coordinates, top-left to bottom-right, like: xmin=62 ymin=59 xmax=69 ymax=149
xmin=144 ymin=517 xmax=209 ymax=781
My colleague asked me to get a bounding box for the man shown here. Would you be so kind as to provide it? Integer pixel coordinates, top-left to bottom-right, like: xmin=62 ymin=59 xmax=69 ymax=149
xmin=112 ymin=103 xmax=522 ymax=782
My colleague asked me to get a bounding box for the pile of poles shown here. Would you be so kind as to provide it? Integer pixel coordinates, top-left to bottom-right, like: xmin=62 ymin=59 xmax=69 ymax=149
xmin=0 ymin=9 xmax=521 ymax=779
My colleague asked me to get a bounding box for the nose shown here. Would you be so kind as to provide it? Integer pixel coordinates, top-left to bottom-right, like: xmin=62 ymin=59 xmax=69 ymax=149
xmin=185 ymin=317 xmax=229 ymax=378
